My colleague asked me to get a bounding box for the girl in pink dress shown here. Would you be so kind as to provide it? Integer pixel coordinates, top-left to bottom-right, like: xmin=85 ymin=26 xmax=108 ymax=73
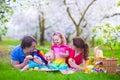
xmin=49 ymin=32 xmax=70 ymax=74
xmin=66 ymin=37 xmax=89 ymax=72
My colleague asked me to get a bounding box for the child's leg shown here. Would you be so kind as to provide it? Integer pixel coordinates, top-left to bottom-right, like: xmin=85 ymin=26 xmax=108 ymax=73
xmin=40 ymin=65 xmax=55 ymax=71
xmin=58 ymin=63 xmax=75 ymax=74
xmin=21 ymin=60 xmax=39 ymax=71
xmin=20 ymin=65 xmax=29 ymax=71
xmin=60 ymin=70 xmax=68 ymax=74
xmin=60 ymin=69 xmax=75 ymax=74
xmin=59 ymin=64 xmax=73 ymax=74
xmin=40 ymin=63 xmax=58 ymax=71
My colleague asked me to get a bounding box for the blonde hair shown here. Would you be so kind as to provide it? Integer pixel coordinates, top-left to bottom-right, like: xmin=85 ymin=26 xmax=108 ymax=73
xmin=52 ymin=31 xmax=66 ymax=45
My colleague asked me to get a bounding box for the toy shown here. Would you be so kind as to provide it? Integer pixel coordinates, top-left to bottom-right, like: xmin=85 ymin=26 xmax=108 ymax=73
xmin=33 ymin=50 xmax=47 ymax=65
xmin=94 ymin=47 xmax=103 ymax=58
xmin=29 ymin=67 xmax=39 ymax=71
xmin=29 ymin=68 xmax=33 ymax=71
xmin=92 ymin=61 xmax=106 ymax=73
xmin=84 ymin=57 xmax=106 ymax=73
xmin=34 ymin=67 xmax=39 ymax=70
xmin=85 ymin=60 xmax=89 ymax=73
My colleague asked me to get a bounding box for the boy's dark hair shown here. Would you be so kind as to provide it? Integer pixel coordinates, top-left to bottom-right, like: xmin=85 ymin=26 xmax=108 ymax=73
xmin=21 ymin=36 xmax=37 ymax=49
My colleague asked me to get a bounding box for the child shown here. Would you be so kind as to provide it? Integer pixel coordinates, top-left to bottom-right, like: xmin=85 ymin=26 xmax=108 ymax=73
xmin=45 ymin=32 xmax=70 ymax=74
xmin=67 ymin=37 xmax=89 ymax=72
xmin=20 ymin=50 xmax=47 ymax=71
xmin=40 ymin=51 xmax=56 ymax=71
xmin=45 ymin=51 xmax=55 ymax=65
xmin=50 ymin=32 xmax=70 ymax=74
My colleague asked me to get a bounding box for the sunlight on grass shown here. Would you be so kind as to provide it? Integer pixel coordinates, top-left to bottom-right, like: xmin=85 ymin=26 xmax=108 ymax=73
xmin=0 ymin=38 xmax=20 ymax=46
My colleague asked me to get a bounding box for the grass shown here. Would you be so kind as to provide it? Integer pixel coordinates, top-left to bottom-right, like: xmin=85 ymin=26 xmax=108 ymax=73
xmin=0 ymin=38 xmax=120 ymax=80
xmin=0 ymin=37 xmax=20 ymax=46
xmin=0 ymin=62 xmax=120 ymax=80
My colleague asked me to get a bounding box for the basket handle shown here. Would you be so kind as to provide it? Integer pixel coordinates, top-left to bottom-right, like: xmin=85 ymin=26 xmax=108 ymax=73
xmin=97 ymin=44 xmax=114 ymax=58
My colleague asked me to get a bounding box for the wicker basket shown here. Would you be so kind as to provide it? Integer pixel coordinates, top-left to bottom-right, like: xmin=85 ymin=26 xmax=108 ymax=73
xmin=94 ymin=44 xmax=118 ymax=74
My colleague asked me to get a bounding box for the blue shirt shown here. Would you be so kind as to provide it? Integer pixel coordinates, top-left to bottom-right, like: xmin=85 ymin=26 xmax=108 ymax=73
xmin=11 ymin=45 xmax=26 ymax=64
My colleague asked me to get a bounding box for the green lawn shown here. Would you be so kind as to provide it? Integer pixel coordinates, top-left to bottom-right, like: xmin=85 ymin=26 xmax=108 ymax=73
xmin=0 ymin=38 xmax=120 ymax=80
xmin=0 ymin=62 xmax=120 ymax=80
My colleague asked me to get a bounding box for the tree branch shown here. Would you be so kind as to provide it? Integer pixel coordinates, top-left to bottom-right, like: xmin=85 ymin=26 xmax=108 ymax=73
xmin=101 ymin=13 xmax=120 ymax=21
xmin=75 ymin=0 xmax=82 ymax=16
xmin=45 ymin=19 xmax=61 ymax=30
xmin=78 ymin=0 xmax=97 ymax=27
xmin=100 ymin=13 xmax=120 ymax=21
xmin=64 ymin=0 xmax=78 ymax=27
xmin=66 ymin=8 xmax=78 ymax=27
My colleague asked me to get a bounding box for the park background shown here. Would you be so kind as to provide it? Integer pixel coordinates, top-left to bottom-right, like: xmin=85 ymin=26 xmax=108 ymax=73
xmin=0 ymin=0 xmax=120 ymax=80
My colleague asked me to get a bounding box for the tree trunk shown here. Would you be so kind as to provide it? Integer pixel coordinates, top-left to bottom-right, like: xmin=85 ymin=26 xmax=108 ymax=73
xmin=39 ymin=12 xmax=45 ymax=46
xmin=0 ymin=36 xmax=2 ymax=41
xmin=40 ymin=20 xmax=45 ymax=46
xmin=76 ymin=26 xmax=80 ymax=36
xmin=91 ymin=36 xmax=95 ymax=48
xmin=66 ymin=33 xmax=71 ymax=44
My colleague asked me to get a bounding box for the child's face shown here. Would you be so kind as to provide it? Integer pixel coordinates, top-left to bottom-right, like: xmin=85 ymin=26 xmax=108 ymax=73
xmin=45 ymin=52 xmax=54 ymax=62
xmin=53 ymin=35 xmax=62 ymax=46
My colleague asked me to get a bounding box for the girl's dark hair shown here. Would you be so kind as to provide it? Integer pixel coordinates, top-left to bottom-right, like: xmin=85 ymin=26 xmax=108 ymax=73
xmin=21 ymin=36 xmax=37 ymax=49
xmin=73 ymin=37 xmax=89 ymax=60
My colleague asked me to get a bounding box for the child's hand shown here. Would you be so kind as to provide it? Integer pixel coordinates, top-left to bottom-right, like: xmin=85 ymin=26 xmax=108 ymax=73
xmin=68 ymin=59 xmax=76 ymax=67
xmin=33 ymin=58 xmax=44 ymax=65
xmin=23 ymin=55 xmax=33 ymax=65
xmin=33 ymin=55 xmax=38 ymax=59
xmin=59 ymin=52 xmax=64 ymax=55
xmin=47 ymin=61 xmax=52 ymax=65
xmin=60 ymin=52 xmax=69 ymax=58
xmin=26 ymin=55 xmax=33 ymax=59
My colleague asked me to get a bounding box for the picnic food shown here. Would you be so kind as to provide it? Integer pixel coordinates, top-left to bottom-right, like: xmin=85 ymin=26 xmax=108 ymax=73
xmin=68 ymin=58 xmax=73 ymax=62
